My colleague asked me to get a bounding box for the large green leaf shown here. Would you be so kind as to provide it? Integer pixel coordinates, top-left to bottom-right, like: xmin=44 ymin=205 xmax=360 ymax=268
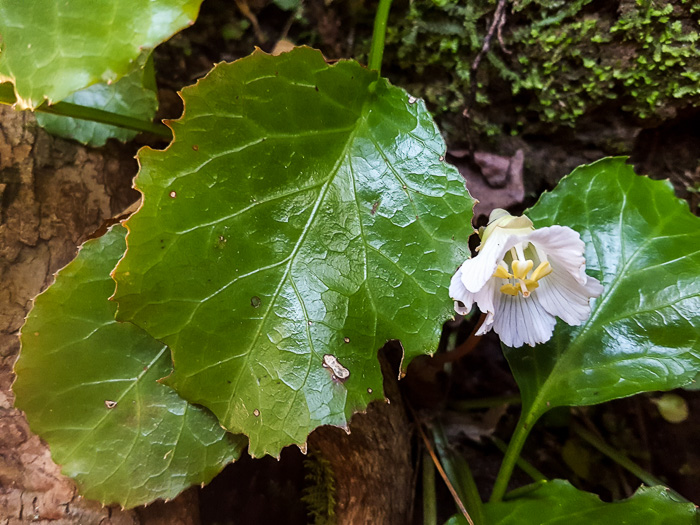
xmin=112 ymin=47 xmax=474 ymax=457
xmin=13 ymin=225 xmax=245 ymax=508
xmin=507 ymin=157 xmax=700 ymax=421
xmin=0 ymin=0 xmax=202 ymax=108
xmin=476 ymin=481 xmax=698 ymax=524
xmin=35 ymin=53 xmax=158 ymax=146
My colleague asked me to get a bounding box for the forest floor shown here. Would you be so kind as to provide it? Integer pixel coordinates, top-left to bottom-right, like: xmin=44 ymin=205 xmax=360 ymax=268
xmin=1 ymin=1 xmax=698 ymax=524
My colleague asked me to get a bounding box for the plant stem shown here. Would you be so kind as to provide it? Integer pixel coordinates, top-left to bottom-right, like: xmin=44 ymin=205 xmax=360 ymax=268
xmin=449 ymin=394 xmax=521 ymax=411
xmin=503 ymin=480 xmax=547 ymax=500
xmin=490 ymin=436 xmax=546 ymax=482
xmin=489 ymin=411 xmax=537 ymax=502
xmin=423 ymin=450 xmax=437 ymax=525
xmin=572 ymin=423 xmax=689 ymax=502
xmin=368 ymin=0 xmax=393 ymax=73
xmin=432 ymin=422 xmax=485 ymax=525
xmin=411 ymin=407 xmax=475 ymax=525
xmin=0 ymin=84 xmax=172 ymax=140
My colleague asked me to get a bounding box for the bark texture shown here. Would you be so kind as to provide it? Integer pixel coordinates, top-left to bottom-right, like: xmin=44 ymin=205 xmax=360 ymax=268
xmin=0 ymin=106 xmax=196 ymax=524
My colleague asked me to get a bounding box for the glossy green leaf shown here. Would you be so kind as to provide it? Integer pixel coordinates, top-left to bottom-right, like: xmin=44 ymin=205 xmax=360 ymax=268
xmin=113 ymin=47 xmax=474 ymax=457
xmin=13 ymin=225 xmax=245 ymax=508
xmin=35 ymin=53 xmax=158 ymax=146
xmin=480 ymin=481 xmax=700 ymax=525
xmin=0 ymin=0 xmax=202 ymax=108
xmin=506 ymin=157 xmax=700 ymax=421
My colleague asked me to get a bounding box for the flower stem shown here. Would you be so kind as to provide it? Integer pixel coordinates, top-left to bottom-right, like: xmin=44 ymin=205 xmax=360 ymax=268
xmin=0 ymin=83 xmax=172 ymax=140
xmin=489 ymin=410 xmax=538 ymax=502
xmin=368 ymin=0 xmax=393 ymax=73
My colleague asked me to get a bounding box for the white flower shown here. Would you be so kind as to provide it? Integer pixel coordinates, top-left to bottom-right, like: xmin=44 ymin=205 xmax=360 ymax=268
xmin=449 ymin=209 xmax=603 ymax=348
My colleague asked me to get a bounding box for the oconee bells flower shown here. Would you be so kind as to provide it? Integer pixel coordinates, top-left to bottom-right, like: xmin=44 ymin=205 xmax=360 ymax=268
xmin=450 ymin=209 xmax=603 ymax=348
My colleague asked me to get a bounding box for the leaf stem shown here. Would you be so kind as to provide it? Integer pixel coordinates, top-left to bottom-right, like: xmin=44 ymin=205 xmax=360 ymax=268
xmin=432 ymin=422 xmax=485 ymax=525
xmin=489 ymin=410 xmax=538 ymax=502
xmin=449 ymin=394 xmax=521 ymax=411
xmin=0 ymin=84 xmax=172 ymax=140
xmin=411 ymin=405 xmax=475 ymax=525
xmin=572 ymin=422 xmax=689 ymax=502
xmin=490 ymin=436 xmax=546 ymax=482
xmin=368 ymin=0 xmax=393 ymax=73
xmin=422 ymin=450 xmax=437 ymax=525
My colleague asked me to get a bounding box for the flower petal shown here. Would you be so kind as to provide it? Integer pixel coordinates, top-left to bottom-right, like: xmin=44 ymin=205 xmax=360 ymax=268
xmin=449 ymin=266 xmax=475 ymax=315
xmin=492 ymin=294 xmax=557 ymax=348
xmin=527 ymin=226 xmax=588 ymax=284
xmin=535 ymin=265 xmax=602 ymax=326
xmin=460 ymin=229 xmax=514 ymax=293
xmin=473 ymin=277 xmax=498 ymax=335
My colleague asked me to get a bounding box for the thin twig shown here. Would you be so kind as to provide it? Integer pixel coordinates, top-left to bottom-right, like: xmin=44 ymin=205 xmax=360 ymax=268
xmin=471 ymin=0 xmax=509 ymax=73
xmin=234 ymin=0 xmax=266 ymax=43
xmin=278 ymin=1 xmax=303 ymax=42
xmin=430 ymin=313 xmax=486 ymax=366
xmin=410 ymin=405 xmax=475 ymax=525
xmin=496 ymin=3 xmax=511 ymax=55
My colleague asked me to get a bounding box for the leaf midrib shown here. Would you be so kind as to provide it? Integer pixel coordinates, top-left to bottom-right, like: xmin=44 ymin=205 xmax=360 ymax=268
xmin=522 ymin=169 xmax=690 ymax=418
xmin=220 ymin=104 xmax=371 ymax=435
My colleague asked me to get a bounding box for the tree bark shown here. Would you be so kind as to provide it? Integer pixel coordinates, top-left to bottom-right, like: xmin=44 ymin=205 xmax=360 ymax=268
xmin=0 ymin=106 xmax=197 ymax=524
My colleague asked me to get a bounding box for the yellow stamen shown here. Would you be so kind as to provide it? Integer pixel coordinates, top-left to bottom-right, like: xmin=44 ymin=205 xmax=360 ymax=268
xmin=523 ymin=279 xmax=539 ymax=292
xmin=512 ymin=260 xmax=533 ymax=280
xmin=531 ymin=261 xmax=552 ymax=281
xmin=500 ymin=284 xmax=520 ymax=296
xmin=493 ymin=265 xmax=512 ymax=279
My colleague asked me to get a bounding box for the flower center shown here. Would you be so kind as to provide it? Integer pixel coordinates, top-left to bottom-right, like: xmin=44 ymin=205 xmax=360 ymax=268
xmin=493 ymin=245 xmax=553 ymax=298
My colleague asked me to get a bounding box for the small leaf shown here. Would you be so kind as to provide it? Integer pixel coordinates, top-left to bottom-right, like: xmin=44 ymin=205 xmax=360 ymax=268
xmin=13 ymin=225 xmax=245 ymax=508
xmin=0 ymin=0 xmax=203 ymax=108
xmin=652 ymin=393 xmax=689 ymax=424
xmin=482 ymin=481 xmax=699 ymax=524
xmin=506 ymin=157 xmax=700 ymax=421
xmin=112 ymin=47 xmax=474 ymax=457
xmin=35 ymin=53 xmax=158 ymax=146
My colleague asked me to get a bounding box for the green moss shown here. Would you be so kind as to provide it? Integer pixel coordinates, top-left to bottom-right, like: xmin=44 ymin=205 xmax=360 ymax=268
xmin=383 ymin=0 xmax=700 ymax=135
xmin=301 ymin=451 xmax=337 ymax=525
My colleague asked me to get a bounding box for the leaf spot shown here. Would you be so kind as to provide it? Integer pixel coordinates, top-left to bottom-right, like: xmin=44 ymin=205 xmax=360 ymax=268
xmin=251 ymin=296 xmax=262 ymax=308
xmin=253 ymin=409 xmax=260 ymax=417
xmin=192 ymin=144 xmax=199 ymax=151
xmin=322 ymin=354 xmax=350 ymax=382
xmin=104 ymin=400 xmax=117 ymax=409
xmin=367 ymin=388 xmax=373 ymax=394
xmin=439 ymin=155 xmax=445 ymax=162
xmin=371 ymin=201 xmax=380 ymax=215
xmin=169 ymin=191 xmax=177 ymax=198
xmin=343 ymin=337 xmax=350 ymax=343
xmin=408 ymin=95 xmax=417 ymax=104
